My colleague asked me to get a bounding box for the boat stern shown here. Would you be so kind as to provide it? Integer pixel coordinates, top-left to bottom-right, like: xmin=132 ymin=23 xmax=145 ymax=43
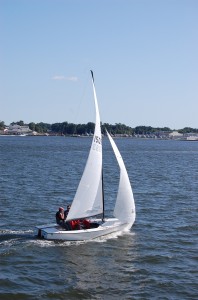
xmin=35 ymin=223 xmax=59 ymax=239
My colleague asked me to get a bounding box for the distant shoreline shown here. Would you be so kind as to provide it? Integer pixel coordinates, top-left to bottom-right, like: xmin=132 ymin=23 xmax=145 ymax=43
xmin=0 ymin=133 xmax=198 ymax=141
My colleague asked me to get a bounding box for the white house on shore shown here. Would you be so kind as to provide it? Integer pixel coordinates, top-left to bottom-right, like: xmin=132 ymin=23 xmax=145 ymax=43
xmin=168 ymin=131 xmax=183 ymax=139
xmin=6 ymin=124 xmax=32 ymax=135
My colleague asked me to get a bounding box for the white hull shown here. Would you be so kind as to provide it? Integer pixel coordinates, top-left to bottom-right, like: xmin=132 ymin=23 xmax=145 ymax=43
xmin=36 ymin=218 xmax=133 ymax=241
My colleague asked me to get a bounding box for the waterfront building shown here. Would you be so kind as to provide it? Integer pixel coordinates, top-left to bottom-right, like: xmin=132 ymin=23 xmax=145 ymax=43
xmin=7 ymin=124 xmax=32 ymax=135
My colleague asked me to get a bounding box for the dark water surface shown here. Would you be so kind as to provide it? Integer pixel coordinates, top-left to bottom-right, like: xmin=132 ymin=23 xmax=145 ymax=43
xmin=0 ymin=136 xmax=197 ymax=299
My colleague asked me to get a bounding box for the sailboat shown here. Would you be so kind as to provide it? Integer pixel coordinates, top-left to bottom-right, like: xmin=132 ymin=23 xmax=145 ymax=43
xmin=36 ymin=71 xmax=135 ymax=241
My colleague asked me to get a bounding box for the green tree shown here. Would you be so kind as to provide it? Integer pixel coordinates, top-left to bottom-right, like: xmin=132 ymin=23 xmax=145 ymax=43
xmin=76 ymin=124 xmax=86 ymax=135
xmin=0 ymin=121 xmax=5 ymax=130
xmin=35 ymin=122 xmax=51 ymax=133
xmin=178 ymin=127 xmax=198 ymax=134
xmin=51 ymin=123 xmax=62 ymax=133
xmin=86 ymin=122 xmax=95 ymax=134
xmin=29 ymin=122 xmax=36 ymax=131
xmin=16 ymin=120 xmax=24 ymax=126
xmin=61 ymin=122 xmax=68 ymax=134
xmin=66 ymin=123 xmax=76 ymax=135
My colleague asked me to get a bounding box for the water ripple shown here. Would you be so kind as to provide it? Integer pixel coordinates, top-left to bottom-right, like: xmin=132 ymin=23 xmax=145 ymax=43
xmin=0 ymin=137 xmax=198 ymax=299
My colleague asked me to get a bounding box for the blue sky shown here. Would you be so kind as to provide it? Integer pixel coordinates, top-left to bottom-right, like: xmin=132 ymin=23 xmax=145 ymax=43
xmin=1 ymin=0 xmax=197 ymax=129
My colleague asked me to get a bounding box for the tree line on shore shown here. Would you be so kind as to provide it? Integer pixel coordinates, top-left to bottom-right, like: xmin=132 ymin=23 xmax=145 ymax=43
xmin=0 ymin=120 xmax=198 ymax=135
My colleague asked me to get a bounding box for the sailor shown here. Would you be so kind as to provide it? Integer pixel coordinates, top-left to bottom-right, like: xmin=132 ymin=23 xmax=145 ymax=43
xmin=64 ymin=204 xmax=71 ymax=220
xmin=56 ymin=207 xmax=65 ymax=226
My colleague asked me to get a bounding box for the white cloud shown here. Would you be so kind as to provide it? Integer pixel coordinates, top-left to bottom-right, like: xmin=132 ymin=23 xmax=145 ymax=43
xmin=52 ymin=75 xmax=78 ymax=81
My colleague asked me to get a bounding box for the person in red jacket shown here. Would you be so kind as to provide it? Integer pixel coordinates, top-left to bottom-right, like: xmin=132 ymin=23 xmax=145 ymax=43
xmin=70 ymin=219 xmax=91 ymax=230
xmin=70 ymin=219 xmax=80 ymax=230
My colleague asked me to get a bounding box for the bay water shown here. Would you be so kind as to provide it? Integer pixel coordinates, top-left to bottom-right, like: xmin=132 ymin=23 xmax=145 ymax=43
xmin=0 ymin=136 xmax=197 ymax=299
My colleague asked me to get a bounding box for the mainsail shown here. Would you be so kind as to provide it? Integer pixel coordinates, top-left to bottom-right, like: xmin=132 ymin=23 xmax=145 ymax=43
xmin=106 ymin=130 xmax=136 ymax=224
xmin=66 ymin=71 xmax=103 ymax=221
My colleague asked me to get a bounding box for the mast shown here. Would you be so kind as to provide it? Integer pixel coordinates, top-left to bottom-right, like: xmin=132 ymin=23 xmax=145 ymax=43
xmin=90 ymin=70 xmax=94 ymax=83
xmin=102 ymin=168 xmax=105 ymax=222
